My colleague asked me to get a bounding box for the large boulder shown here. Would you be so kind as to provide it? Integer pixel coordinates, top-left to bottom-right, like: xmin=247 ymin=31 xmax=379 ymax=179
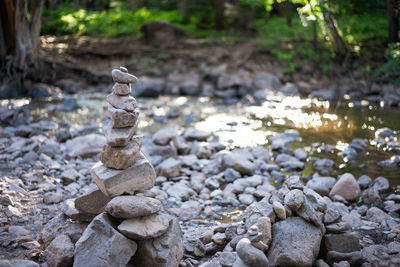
xmin=267 ymin=217 xmax=323 ymax=267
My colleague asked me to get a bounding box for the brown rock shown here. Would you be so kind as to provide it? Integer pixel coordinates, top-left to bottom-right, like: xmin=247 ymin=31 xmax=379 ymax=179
xmin=329 ymin=173 xmax=361 ymax=201
xmin=74 ymin=187 xmax=111 ymax=215
xmin=100 ymin=136 xmax=143 ymax=169
xmin=109 ymin=106 xmax=139 ymax=128
xmin=105 ymin=120 xmax=138 ymax=147
xmin=61 ymin=199 xmax=96 ymax=222
xmin=112 ymin=83 xmax=131 ymax=96
xmin=105 ymin=195 xmax=162 ymax=219
xmin=92 ymin=152 xmax=156 ymax=197
xmin=111 ymin=69 xmax=138 ymax=84
xmin=107 ymin=93 xmax=137 ymax=112
xmin=118 ymin=213 xmax=172 ymax=240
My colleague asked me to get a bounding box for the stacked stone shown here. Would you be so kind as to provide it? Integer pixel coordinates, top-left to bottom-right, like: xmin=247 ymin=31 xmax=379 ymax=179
xmin=72 ymin=67 xmax=184 ymax=267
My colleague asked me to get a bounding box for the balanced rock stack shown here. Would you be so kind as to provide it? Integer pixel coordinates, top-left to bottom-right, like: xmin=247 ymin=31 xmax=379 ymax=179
xmin=72 ymin=67 xmax=184 ymax=267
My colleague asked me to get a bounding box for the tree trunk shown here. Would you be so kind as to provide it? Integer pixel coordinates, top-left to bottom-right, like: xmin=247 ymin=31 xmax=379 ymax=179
xmin=179 ymin=0 xmax=190 ymax=24
xmin=215 ymin=0 xmax=225 ymax=30
xmin=0 ymin=0 xmax=44 ymax=86
xmin=319 ymin=0 xmax=349 ymax=58
xmin=388 ymin=0 xmax=399 ymax=43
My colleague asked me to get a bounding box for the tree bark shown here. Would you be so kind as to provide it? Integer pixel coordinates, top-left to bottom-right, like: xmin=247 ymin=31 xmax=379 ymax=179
xmin=215 ymin=0 xmax=225 ymax=30
xmin=319 ymin=0 xmax=349 ymax=58
xmin=388 ymin=0 xmax=399 ymax=43
xmin=179 ymin=0 xmax=190 ymax=24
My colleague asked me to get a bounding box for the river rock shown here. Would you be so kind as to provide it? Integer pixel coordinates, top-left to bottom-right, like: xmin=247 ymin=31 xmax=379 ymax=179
xmin=224 ymin=153 xmax=255 ymax=176
xmin=284 ymin=189 xmax=305 ymax=211
xmin=61 ymin=199 xmax=96 ymax=222
xmin=183 ymin=128 xmax=211 ymax=141
xmin=74 ymin=213 xmax=137 ymax=267
xmin=105 ymin=195 xmax=162 ymax=219
xmin=156 ymin=157 xmax=182 ymax=178
xmin=105 ymin=121 xmax=138 ymax=147
xmin=329 ymin=173 xmax=361 ymax=201
xmin=133 ymin=218 xmax=184 ymax=267
xmin=236 ymin=238 xmax=269 ymax=267
xmin=91 ymin=152 xmax=156 ymax=197
xmin=254 ymin=216 xmax=272 ymax=250
xmin=272 ymin=201 xmax=286 ymax=220
xmin=0 ymin=260 xmax=39 ymax=267
xmin=66 ymin=134 xmax=105 ymax=158
xmin=75 ymin=188 xmax=111 ymax=215
xmin=306 ymin=176 xmax=337 ymax=196
xmin=112 ymin=82 xmax=131 ymax=96
xmin=100 ymin=136 xmax=143 ymax=169
xmin=45 ymin=234 xmax=74 ymax=267
xmin=111 ymin=69 xmax=138 ymax=84
xmin=152 ymin=127 xmax=178 ymax=145
xmin=357 ymin=175 xmax=372 ymax=189
xmin=321 ymin=233 xmax=360 ymax=257
xmin=268 ymin=216 xmax=323 ymax=267
xmin=106 ymin=93 xmax=137 ymax=112
xmin=109 ymin=106 xmax=139 ymax=128
xmin=118 ymin=213 xmax=172 ymax=240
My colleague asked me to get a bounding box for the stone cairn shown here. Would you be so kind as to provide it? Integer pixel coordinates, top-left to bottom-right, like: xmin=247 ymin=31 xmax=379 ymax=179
xmin=72 ymin=67 xmax=184 ymax=267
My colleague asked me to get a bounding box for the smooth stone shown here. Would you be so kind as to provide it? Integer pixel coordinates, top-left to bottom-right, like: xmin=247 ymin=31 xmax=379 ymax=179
xmin=112 ymin=82 xmax=131 ymax=96
xmin=152 ymin=127 xmax=178 ymax=145
xmin=224 ymin=153 xmax=255 ymax=176
xmin=183 ymin=128 xmax=211 ymax=141
xmin=111 ymin=69 xmax=138 ymax=84
xmin=74 ymin=188 xmax=111 ymax=215
xmin=268 ymin=217 xmax=322 ymax=267
xmin=306 ymin=177 xmax=337 ymax=196
xmin=272 ymin=201 xmax=286 ymax=220
xmin=105 ymin=195 xmax=162 ymax=219
xmin=236 ymin=238 xmax=269 ymax=267
xmin=284 ymin=189 xmax=305 ymax=211
xmin=73 ymin=213 xmax=137 ymax=267
xmin=254 ymin=216 xmax=272 ymax=250
xmin=357 ymin=175 xmax=372 ymax=189
xmin=329 ymin=173 xmax=361 ymax=201
xmin=134 ymin=218 xmax=184 ymax=267
xmin=118 ymin=213 xmax=172 ymax=240
xmin=100 ymin=135 xmax=143 ymax=169
xmin=66 ymin=133 xmax=105 ymax=158
xmin=91 ymin=152 xmax=156 ymax=197
xmin=321 ymin=233 xmax=360 ymax=256
xmin=105 ymin=120 xmax=138 ymax=147
xmin=107 ymin=93 xmax=137 ymax=112
xmin=156 ymin=157 xmax=182 ymax=178
xmin=109 ymin=106 xmax=139 ymax=128
xmin=45 ymin=234 xmax=74 ymax=267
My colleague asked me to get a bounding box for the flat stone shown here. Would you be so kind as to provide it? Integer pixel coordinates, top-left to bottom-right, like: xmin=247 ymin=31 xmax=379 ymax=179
xmin=92 ymin=152 xmax=156 ymax=197
xmin=236 ymin=238 xmax=269 ymax=267
xmin=112 ymin=82 xmax=131 ymax=96
xmin=321 ymin=233 xmax=360 ymax=257
xmin=109 ymin=106 xmax=139 ymax=128
xmin=105 ymin=120 xmax=138 ymax=147
xmin=100 ymin=136 xmax=143 ymax=169
xmin=74 ymin=213 xmax=137 ymax=267
xmin=61 ymin=199 xmax=96 ymax=222
xmin=74 ymin=188 xmax=111 ymax=215
xmin=156 ymin=157 xmax=182 ymax=178
xmin=107 ymin=93 xmax=137 ymax=112
xmin=133 ymin=218 xmax=184 ymax=267
xmin=45 ymin=234 xmax=74 ymax=267
xmin=111 ymin=69 xmax=138 ymax=84
xmin=329 ymin=173 xmax=361 ymax=201
xmin=183 ymin=128 xmax=211 ymax=141
xmin=118 ymin=213 xmax=172 ymax=240
xmin=66 ymin=134 xmax=105 ymax=158
xmin=152 ymin=127 xmax=178 ymax=145
xmin=105 ymin=195 xmax=162 ymax=219
xmin=306 ymin=177 xmax=337 ymax=196
xmin=268 ymin=217 xmax=323 ymax=267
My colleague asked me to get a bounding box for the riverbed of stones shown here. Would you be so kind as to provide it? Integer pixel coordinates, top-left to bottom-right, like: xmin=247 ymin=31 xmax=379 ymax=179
xmin=0 ymin=108 xmax=399 ymax=267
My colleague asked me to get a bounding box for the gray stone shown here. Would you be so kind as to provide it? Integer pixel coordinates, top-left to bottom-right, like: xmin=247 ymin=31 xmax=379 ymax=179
xmin=91 ymin=152 xmax=156 ymax=197
xmin=370 ymin=176 xmax=390 ymax=194
xmin=75 ymin=188 xmax=111 ymax=215
xmin=236 ymin=238 xmax=269 ymax=267
xmin=66 ymin=134 xmax=105 ymax=158
xmin=100 ymin=135 xmax=143 ymax=169
xmin=61 ymin=168 xmax=80 ymax=184
xmin=105 ymin=120 xmax=138 ymax=147
xmin=329 ymin=173 xmax=361 ymax=201
xmin=0 ymin=260 xmax=39 ymax=267
xmin=183 ymin=128 xmax=211 ymax=141
xmin=224 ymin=153 xmax=255 ymax=176
xmin=118 ymin=213 xmax=172 ymax=240
xmin=61 ymin=199 xmax=96 ymax=222
xmin=109 ymin=106 xmax=139 ymax=128
xmin=134 ymin=218 xmax=184 ymax=267
xmin=284 ymin=189 xmax=305 ymax=211
xmin=272 ymin=201 xmax=286 ymax=220
xmin=220 ymin=252 xmax=236 ymax=267
xmin=111 ymin=69 xmax=138 ymax=84
xmin=107 ymin=93 xmax=137 ymax=112
xmin=357 ymin=175 xmax=372 ymax=189
xmin=112 ymin=82 xmax=131 ymax=96
xmin=74 ymin=213 xmax=137 ymax=267
xmin=268 ymin=217 xmax=322 ymax=267
xmin=306 ymin=177 xmax=337 ymax=196
xmin=105 ymin=195 xmax=162 ymax=219
xmin=321 ymin=233 xmax=360 ymax=256
xmin=45 ymin=234 xmax=74 ymax=267
xmin=152 ymin=127 xmax=178 ymax=146
xmin=156 ymin=157 xmax=181 ymax=178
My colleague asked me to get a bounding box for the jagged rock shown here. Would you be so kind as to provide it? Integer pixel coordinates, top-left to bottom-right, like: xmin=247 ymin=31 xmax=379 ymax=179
xmin=118 ymin=213 xmax=172 ymax=240
xmin=100 ymin=136 xmax=143 ymax=169
xmin=236 ymin=238 xmax=269 ymax=267
xmin=329 ymin=173 xmax=361 ymax=201
xmin=61 ymin=199 xmax=96 ymax=222
xmin=268 ymin=217 xmax=322 ymax=267
xmin=112 ymin=82 xmax=131 ymax=96
xmin=105 ymin=195 xmax=162 ymax=219
xmin=134 ymin=218 xmax=184 ymax=267
xmin=91 ymin=152 xmax=156 ymax=197
xmin=74 ymin=188 xmax=111 ymax=215
xmin=109 ymin=106 xmax=139 ymax=128
xmin=74 ymin=213 xmax=137 ymax=267
xmin=45 ymin=234 xmax=74 ymax=267
xmin=111 ymin=69 xmax=138 ymax=84
xmin=284 ymin=189 xmax=304 ymax=211
xmin=106 ymin=93 xmax=137 ymax=112
xmin=105 ymin=120 xmax=138 ymax=147
xmin=66 ymin=134 xmax=105 ymax=158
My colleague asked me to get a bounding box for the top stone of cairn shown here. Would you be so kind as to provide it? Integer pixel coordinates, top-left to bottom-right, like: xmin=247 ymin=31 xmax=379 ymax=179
xmin=112 ymin=67 xmax=138 ymax=84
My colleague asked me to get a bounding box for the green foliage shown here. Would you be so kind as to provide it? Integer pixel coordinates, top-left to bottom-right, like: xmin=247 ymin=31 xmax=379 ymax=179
xmin=375 ymin=43 xmax=400 ymax=85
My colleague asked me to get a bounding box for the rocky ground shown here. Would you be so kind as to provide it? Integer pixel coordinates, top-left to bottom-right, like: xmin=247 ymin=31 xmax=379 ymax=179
xmin=0 ymin=95 xmax=400 ymax=266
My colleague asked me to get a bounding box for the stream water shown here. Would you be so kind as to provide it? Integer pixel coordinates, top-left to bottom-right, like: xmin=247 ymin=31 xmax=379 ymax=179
xmin=3 ymin=91 xmax=400 ymax=185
